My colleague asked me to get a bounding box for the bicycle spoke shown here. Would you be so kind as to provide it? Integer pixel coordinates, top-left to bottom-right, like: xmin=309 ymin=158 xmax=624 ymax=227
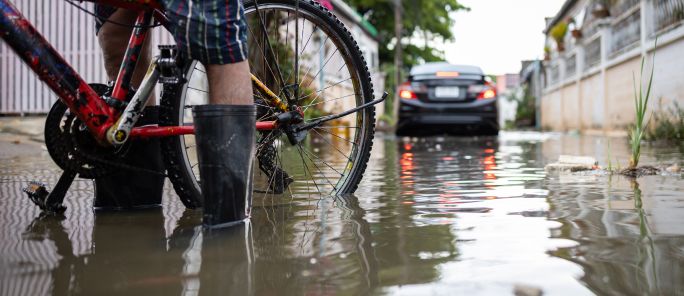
xmin=295 ymin=145 xmax=327 ymax=192
xmin=246 ymin=24 xmax=281 ymax=89
xmin=314 ymin=127 xmax=358 ymax=145
xmin=297 ymin=145 xmax=338 ymax=191
xmin=188 ymin=86 xmax=208 ymax=93
xmin=300 ymin=47 xmax=338 ymax=93
xmin=290 ymin=28 xmax=327 ymax=86
xmin=310 ymin=128 xmax=353 ymax=162
xmin=253 ymin=4 xmax=287 ymax=90
xmin=299 ymin=77 xmax=351 ymax=101
xmin=293 ymin=0 xmax=300 ymax=101
xmin=300 ymin=93 xmax=358 ymax=108
xmin=315 ymin=125 xmax=359 ymax=129
xmin=299 ymin=146 xmax=345 ymax=176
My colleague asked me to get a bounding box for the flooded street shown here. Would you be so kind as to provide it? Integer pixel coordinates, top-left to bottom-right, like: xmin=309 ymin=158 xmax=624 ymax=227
xmin=1 ymin=131 xmax=683 ymax=295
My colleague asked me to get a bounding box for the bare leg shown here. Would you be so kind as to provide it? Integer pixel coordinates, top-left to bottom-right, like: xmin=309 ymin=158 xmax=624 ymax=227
xmin=207 ymin=61 xmax=253 ymax=105
xmin=97 ymin=9 xmax=153 ymax=103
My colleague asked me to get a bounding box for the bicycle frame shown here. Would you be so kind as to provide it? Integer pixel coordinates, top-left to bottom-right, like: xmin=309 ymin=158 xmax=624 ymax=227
xmin=0 ymin=0 xmax=283 ymax=145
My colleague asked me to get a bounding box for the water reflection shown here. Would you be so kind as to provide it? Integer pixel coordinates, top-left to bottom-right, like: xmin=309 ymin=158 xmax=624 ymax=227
xmin=552 ymin=177 xmax=684 ymax=295
xmin=1 ymin=132 xmax=683 ymax=295
xmin=17 ymin=209 xmax=253 ymax=295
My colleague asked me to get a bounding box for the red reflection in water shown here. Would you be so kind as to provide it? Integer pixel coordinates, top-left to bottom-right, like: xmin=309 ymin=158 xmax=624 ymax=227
xmin=482 ymin=152 xmax=497 ymax=198
xmin=400 ymin=153 xmax=414 ymax=173
xmin=483 ymin=155 xmax=497 ymax=181
xmin=400 ymin=150 xmax=416 ymax=204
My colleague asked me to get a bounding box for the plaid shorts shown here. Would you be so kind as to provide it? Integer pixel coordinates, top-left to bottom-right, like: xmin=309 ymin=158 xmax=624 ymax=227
xmin=95 ymin=0 xmax=248 ymax=65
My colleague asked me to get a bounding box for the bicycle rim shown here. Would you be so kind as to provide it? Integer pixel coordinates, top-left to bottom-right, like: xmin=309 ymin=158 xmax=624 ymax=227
xmin=163 ymin=0 xmax=375 ymax=204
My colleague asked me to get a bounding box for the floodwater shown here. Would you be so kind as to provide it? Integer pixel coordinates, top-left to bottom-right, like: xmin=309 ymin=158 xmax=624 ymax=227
xmin=1 ymin=131 xmax=683 ymax=295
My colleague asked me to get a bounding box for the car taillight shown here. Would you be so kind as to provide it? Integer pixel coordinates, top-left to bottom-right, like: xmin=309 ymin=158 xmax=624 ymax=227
xmin=476 ymin=82 xmax=497 ymax=100
xmin=398 ymin=81 xmax=417 ymax=99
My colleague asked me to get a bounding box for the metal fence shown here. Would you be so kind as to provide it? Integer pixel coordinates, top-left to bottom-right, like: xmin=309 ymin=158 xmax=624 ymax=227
xmin=565 ymin=53 xmax=577 ymax=77
xmin=584 ymin=37 xmax=602 ymax=71
xmin=653 ymin=0 xmax=684 ymax=34
xmin=547 ymin=64 xmax=560 ymax=85
xmin=611 ymin=8 xmax=641 ymax=55
xmin=610 ymin=0 xmax=641 ymax=17
xmin=0 ymin=1 xmax=173 ymax=114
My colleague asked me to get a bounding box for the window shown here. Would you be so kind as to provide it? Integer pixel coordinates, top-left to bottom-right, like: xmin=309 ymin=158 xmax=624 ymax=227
xmin=565 ymin=54 xmax=577 ymax=77
xmin=584 ymin=37 xmax=601 ymax=71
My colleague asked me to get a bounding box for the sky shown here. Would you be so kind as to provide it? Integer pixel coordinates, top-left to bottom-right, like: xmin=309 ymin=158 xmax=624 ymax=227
xmin=440 ymin=0 xmax=566 ymax=75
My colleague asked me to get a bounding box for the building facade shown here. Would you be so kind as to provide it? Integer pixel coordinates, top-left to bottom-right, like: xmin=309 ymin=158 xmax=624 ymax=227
xmin=0 ymin=0 xmax=384 ymax=116
xmin=541 ymin=0 xmax=684 ymax=133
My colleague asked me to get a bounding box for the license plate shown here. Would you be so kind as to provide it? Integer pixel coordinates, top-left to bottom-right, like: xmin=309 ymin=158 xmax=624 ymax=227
xmin=434 ymin=86 xmax=461 ymax=98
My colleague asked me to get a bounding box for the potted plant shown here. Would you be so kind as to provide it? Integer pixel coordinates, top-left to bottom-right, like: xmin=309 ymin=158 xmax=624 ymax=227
xmin=592 ymin=0 xmax=610 ymax=18
xmin=550 ymin=21 xmax=568 ymax=52
xmin=569 ymin=18 xmax=582 ymax=38
xmin=544 ymin=46 xmax=551 ymax=61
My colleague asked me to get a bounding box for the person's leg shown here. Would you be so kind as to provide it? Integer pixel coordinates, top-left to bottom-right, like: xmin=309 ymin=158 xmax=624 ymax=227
xmin=207 ymin=61 xmax=253 ymax=105
xmin=162 ymin=0 xmax=255 ymax=226
xmin=93 ymin=6 xmax=163 ymax=210
xmin=97 ymin=9 xmax=153 ymax=91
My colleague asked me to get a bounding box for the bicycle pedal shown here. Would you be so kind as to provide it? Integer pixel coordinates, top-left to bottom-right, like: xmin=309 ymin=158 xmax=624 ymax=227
xmin=23 ymin=181 xmax=49 ymax=203
xmin=23 ymin=181 xmax=52 ymax=210
xmin=22 ymin=181 xmax=67 ymax=214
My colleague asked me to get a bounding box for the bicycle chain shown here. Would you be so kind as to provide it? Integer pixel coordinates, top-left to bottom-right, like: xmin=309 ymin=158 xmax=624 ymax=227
xmin=255 ymin=100 xmax=294 ymax=194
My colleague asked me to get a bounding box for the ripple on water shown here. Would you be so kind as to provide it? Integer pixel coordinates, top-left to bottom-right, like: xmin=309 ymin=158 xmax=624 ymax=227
xmin=0 ymin=132 xmax=683 ymax=295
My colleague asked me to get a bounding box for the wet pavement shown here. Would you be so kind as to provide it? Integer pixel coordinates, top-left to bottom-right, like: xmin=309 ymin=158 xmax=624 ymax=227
xmin=1 ymin=131 xmax=683 ymax=295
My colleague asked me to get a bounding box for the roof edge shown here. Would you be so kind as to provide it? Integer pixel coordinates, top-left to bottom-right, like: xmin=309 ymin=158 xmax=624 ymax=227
xmin=544 ymin=0 xmax=578 ymax=34
xmin=329 ymin=0 xmax=380 ymax=40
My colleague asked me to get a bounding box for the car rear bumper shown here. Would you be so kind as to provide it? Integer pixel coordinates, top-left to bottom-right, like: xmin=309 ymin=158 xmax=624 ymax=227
xmin=398 ymin=98 xmax=498 ymax=129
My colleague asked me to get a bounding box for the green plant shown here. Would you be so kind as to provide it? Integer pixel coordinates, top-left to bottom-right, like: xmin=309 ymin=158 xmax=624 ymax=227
xmin=644 ymin=102 xmax=684 ymax=142
xmin=510 ymin=85 xmax=536 ymax=127
xmin=606 ymin=139 xmax=613 ymax=171
xmin=550 ymin=21 xmax=569 ymax=51
xmin=378 ymin=113 xmax=395 ymax=126
xmin=628 ymin=47 xmax=656 ymax=169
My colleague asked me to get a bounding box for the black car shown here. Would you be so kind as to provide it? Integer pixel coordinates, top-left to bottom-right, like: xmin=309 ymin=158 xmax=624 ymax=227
xmin=396 ymin=62 xmax=499 ymax=135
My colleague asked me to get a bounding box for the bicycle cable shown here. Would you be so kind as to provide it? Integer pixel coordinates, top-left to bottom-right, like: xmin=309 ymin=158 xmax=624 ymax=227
xmin=64 ymin=0 xmax=162 ymax=29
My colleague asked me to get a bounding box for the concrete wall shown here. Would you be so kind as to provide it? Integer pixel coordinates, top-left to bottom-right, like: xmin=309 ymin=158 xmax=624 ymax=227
xmin=580 ymin=73 xmax=602 ymax=129
xmin=540 ymin=0 xmax=684 ymax=133
xmin=542 ymin=34 xmax=684 ymax=132
xmin=605 ymin=56 xmax=641 ymax=129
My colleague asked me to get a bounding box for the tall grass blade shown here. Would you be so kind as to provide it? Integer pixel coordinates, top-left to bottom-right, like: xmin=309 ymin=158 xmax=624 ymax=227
xmin=628 ymin=39 xmax=657 ymax=169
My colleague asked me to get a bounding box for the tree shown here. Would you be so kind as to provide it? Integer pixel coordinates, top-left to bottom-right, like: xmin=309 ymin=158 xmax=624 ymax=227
xmin=346 ymin=0 xmax=469 ymax=69
xmin=346 ymin=0 xmax=468 ymax=123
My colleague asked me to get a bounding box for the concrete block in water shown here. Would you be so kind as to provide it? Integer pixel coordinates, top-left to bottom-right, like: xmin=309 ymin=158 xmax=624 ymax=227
xmin=545 ymin=155 xmax=598 ymax=172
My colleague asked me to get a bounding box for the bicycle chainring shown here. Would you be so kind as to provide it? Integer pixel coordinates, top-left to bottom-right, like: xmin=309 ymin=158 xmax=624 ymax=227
xmin=44 ymin=84 xmax=119 ymax=179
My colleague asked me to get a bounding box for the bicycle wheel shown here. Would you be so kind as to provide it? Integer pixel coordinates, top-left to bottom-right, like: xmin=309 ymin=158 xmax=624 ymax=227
xmin=160 ymin=0 xmax=376 ymax=208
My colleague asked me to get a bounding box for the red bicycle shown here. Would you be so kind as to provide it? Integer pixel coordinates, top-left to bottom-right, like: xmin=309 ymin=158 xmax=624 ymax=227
xmin=1 ymin=0 xmax=385 ymax=213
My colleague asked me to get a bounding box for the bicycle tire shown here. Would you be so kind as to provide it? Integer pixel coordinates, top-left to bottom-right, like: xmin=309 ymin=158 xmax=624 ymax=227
xmin=160 ymin=0 xmax=376 ymax=208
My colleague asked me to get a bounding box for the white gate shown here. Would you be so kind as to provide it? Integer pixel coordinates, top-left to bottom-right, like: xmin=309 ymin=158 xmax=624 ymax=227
xmin=0 ymin=1 xmax=173 ymax=114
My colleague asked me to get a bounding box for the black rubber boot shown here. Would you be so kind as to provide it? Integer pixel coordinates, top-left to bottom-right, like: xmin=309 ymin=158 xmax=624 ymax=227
xmin=93 ymin=106 xmax=165 ymax=210
xmin=193 ymin=104 xmax=256 ymax=227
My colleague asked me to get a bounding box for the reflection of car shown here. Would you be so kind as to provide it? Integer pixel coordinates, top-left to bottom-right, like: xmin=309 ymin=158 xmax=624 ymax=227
xmin=396 ymin=62 xmax=499 ymax=135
